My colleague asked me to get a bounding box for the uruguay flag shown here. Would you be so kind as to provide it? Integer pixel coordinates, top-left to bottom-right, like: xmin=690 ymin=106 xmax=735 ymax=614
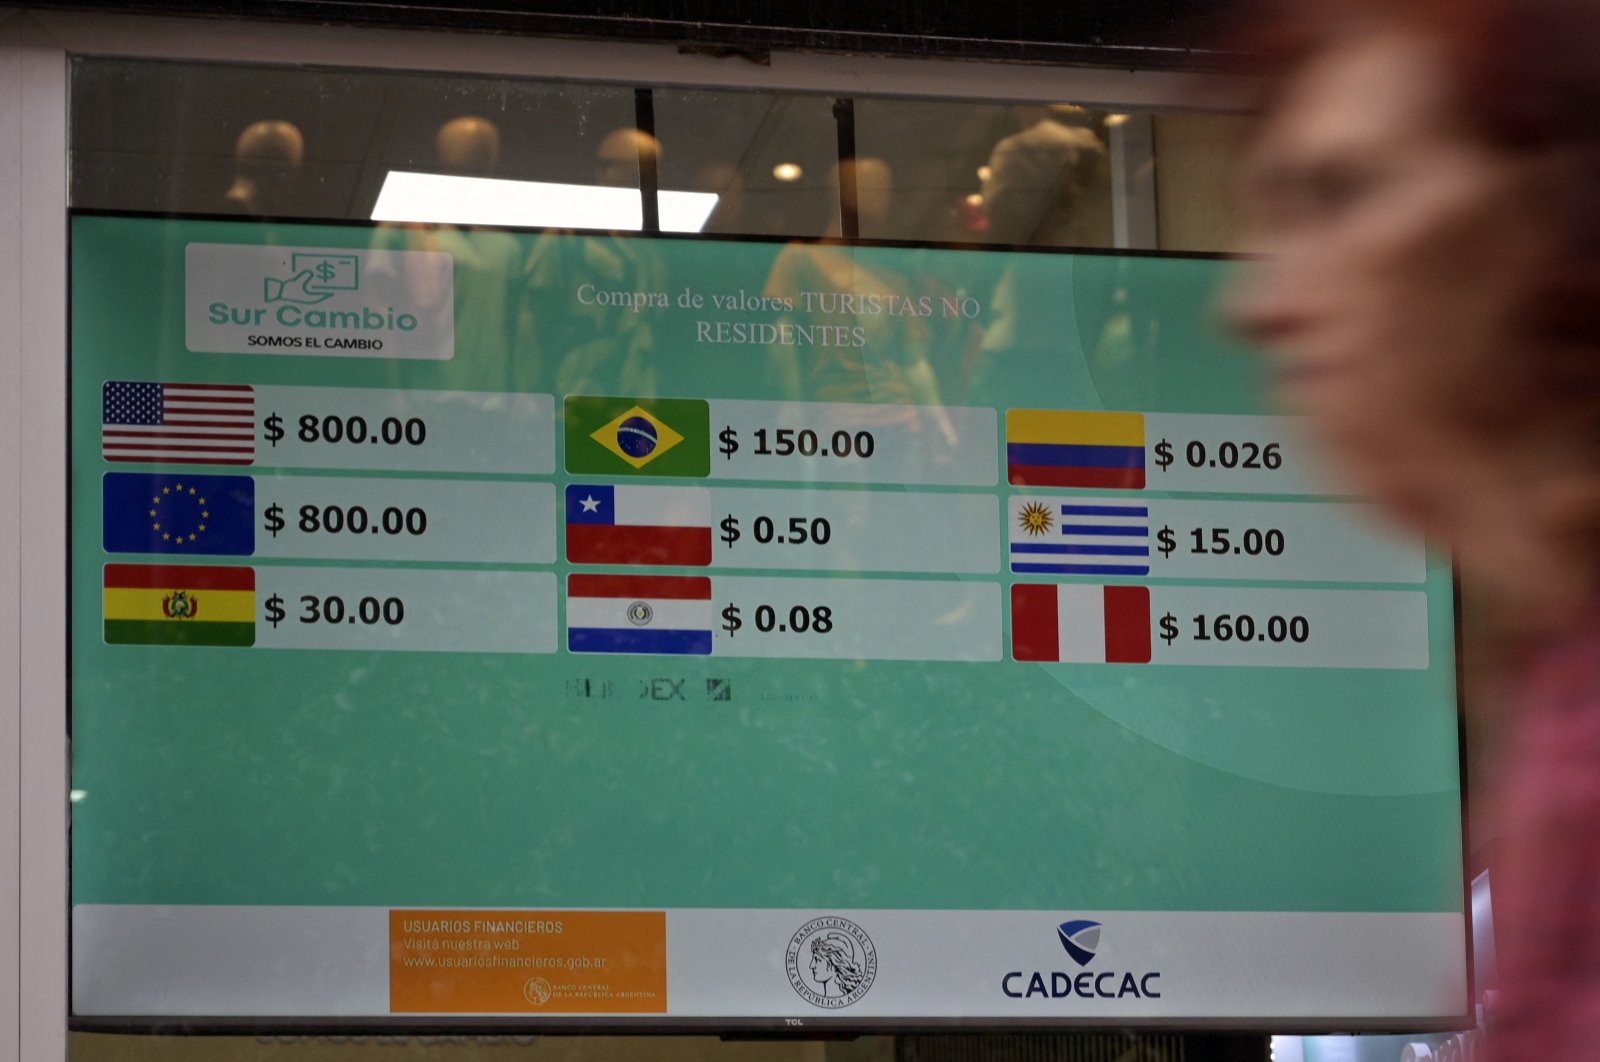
xmin=1009 ymin=497 xmax=1151 ymax=576
xmin=566 ymin=483 xmax=712 ymax=567
xmin=566 ymin=574 xmax=714 ymax=656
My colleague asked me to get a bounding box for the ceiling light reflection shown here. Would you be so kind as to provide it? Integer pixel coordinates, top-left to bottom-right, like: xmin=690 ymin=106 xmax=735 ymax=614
xmin=772 ymin=162 xmax=803 ymax=182
xmin=371 ymin=172 xmax=719 ymax=233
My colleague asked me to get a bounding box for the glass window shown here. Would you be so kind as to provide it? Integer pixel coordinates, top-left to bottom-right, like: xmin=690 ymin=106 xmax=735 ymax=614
xmin=654 ymin=88 xmax=842 ymax=239
xmin=66 ymin=51 xmax=1300 ymax=1062
xmin=71 ymin=58 xmax=1246 ymax=253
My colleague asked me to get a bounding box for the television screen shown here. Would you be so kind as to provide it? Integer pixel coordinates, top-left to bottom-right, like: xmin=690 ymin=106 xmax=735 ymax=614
xmin=68 ymin=214 xmax=1466 ymax=1030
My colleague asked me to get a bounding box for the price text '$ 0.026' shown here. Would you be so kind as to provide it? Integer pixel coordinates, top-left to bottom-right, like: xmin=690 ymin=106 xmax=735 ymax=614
xmin=264 ymin=593 xmax=406 ymax=629
xmin=720 ymin=603 xmax=834 ymax=637
xmin=1152 ymin=439 xmax=1283 ymax=472
xmin=263 ymin=504 xmax=429 ymax=538
xmin=717 ymin=426 xmax=876 ymax=460
xmin=1158 ymin=611 xmax=1310 ymax=646
xmin=262 ymin=413 xmax=428 ymax=448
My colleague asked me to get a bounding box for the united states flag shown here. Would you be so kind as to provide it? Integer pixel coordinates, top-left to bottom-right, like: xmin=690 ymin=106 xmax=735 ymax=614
xmin=102 ymin=381 xmax=255 ymax=465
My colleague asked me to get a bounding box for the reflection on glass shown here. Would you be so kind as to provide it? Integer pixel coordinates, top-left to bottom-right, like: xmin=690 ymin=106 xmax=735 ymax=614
xmin=854 ymin=97 xmax=1117 ymax=248
xmin=654 ymin=89 xmax=841 ymax=238
xmin=71 ymin=59 xmax=1246 ymax=252
xmin=370 ymin=173 xmax=717 ymax=231
xmin=979 ymin=104 xmax=1111 ymax=248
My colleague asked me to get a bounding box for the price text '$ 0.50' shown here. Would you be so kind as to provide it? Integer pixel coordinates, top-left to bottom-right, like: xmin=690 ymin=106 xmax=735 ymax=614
xmin=262 ymin=413 xmax=428 ymax=448
xmin=264 ymin=593 xmax=405 ymax=629
xmin=717 ymin=426 xmax=876 ymax=460
xmin=719 ymin=515 xmax=832 ymax=547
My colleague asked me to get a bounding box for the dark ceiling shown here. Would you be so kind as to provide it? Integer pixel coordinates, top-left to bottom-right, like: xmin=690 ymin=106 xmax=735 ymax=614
xmin=24 ymin=0 xmax=1230 ymax=70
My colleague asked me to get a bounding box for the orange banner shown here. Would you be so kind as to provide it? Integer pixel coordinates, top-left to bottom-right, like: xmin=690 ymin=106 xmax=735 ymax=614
xmin=389 ymin=910 xmax=667 ymax=1014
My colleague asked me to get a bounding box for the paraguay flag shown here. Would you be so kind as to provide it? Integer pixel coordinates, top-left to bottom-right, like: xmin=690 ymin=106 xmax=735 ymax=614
xmin=1011 ymin=583 xmax=1151 ymax=664
xmin=1006 ymin=409 xmax=1146 ymax=490
xmin=567 ymin=574 xmax=714 ymax=655
xmin=1009 ymin=497 xmax=1150 ymax=576
xmin=566 ymin=484 xmax=712 ymax=566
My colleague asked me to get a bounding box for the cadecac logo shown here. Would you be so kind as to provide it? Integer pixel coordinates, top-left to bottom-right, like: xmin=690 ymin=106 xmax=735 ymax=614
xmin=1056 ymin=919 xmax=1101 ymax=966
xmin=1001 ymin=919 xmax=1162 ymax=1002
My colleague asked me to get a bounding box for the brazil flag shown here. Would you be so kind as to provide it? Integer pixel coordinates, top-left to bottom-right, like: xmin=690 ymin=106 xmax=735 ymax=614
xmin=564 ymin=396 xmax=710 ymax=478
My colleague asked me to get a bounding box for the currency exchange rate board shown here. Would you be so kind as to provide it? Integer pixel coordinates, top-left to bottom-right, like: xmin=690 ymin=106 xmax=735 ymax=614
xmin=68 ymin=216 xmax=1466 ymax=1029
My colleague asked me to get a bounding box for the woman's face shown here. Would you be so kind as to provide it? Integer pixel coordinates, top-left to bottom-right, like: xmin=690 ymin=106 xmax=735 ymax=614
xmin=810 ymin=950 xmax=833 ymax=983
xmin=1231 ymin=28 xmax=1561 ymax=533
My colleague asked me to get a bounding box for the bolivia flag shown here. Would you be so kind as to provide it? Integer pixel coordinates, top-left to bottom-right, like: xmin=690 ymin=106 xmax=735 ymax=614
xmin=564 ymin=395 xmax=710 ymax=478
xmin=1011 ymin=583 xmax=1150 ymax=664
xmin=566 ymin=483 xmax=712 ymax=566
xmin=103 ymin=563 xmax=256 ymax=647
xmin=566 ymin=574 xmax=713 ymax=655
xmin=1006 ymin=409 xmax=1146 ymax=490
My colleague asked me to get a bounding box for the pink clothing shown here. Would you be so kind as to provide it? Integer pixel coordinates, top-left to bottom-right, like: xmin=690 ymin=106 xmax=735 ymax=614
xmin=1492 ymin=611 xmax=1600 ymax=1061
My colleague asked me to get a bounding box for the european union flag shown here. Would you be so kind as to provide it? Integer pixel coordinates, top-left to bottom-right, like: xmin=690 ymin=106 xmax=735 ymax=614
xmin=103 ymin=472 xmax=255 ymax=556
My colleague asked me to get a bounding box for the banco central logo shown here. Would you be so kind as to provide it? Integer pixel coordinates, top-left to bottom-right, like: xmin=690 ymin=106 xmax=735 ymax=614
xmin=785 ymin=916 xmax=878 ymax=1009
xmin=1056 ymin=919 xmax=1102 ymax=966
xmin=1001 ymin=918 xmax=1162 ymax=1002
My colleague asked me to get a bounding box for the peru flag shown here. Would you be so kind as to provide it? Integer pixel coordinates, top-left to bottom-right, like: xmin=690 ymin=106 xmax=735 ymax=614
xmin=1011 ymin=583 xmax=1151 ymax=664
xmin=565 ymin=483 xmax=712 ymax=566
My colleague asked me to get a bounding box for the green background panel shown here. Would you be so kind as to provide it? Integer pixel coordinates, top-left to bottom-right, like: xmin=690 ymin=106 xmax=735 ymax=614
xmin=69 ymin=215 xmax=1463 ymax=913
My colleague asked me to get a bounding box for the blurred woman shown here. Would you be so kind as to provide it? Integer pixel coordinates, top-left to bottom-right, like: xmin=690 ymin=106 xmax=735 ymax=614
xmin=1229 ymin=1 xmax=1600 ymax=1057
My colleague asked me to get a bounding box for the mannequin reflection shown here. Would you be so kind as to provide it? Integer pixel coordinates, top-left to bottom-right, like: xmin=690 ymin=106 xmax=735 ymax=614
xmin=980 ymin=103 xmax=1112 ymax=248
xmin=595 ymin=126 xmax=659 ymax=188
xmin=532 ymin=125 xmax=670 ymax=398
xmin=373 ymin=115 xmax=518 ymax=387
xmin=759 ymin=157 xmax=959 ymax=441
xmin=221 ymin=119 xmax=305 ymax=216
xmin=435 ymin=114 xmax=500 ymax=173
xmin=975 ymin=106 xmax=1114 ymax=406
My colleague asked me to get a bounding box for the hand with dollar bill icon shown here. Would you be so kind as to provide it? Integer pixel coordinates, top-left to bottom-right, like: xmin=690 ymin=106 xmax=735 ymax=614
xmin=262 ymin=268 xmax=337 ymax=305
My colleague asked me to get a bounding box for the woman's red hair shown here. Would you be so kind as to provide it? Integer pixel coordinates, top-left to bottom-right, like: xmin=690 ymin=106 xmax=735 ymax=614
xmin=1237 ymin=0 xmax=1600 ymax=401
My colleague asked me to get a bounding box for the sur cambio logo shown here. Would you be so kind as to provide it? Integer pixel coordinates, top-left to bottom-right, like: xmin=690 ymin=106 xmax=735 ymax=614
xmin=1001 ymin=918 xmax=1162 ymax=1002
xmin=185 ymin=243 xmax=455 ymax=360
xmin=1056 ymin=919 xmax=1101 ymax=967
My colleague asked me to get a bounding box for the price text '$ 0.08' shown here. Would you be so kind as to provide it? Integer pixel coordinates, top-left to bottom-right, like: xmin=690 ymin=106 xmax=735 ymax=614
xmin=720 ymin=603 xmax=834 ymax=637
